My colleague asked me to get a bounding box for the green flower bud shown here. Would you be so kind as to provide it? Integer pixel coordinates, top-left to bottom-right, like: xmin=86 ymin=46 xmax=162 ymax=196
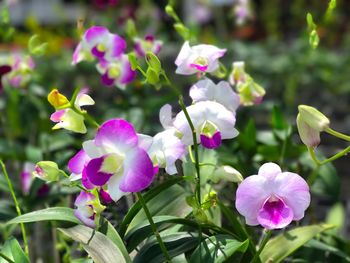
xmin=296 ymin=113 xmax=321 ymax=148
xmin=33 ymin=161 xmax=61 ymax=182
xmin=298 ymin=105 xmax=330 ymax=132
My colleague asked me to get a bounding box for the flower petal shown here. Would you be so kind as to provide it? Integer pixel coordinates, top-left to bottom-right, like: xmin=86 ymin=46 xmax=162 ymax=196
xmin=159 ymin=104 xmax=173 ymax=129
xmin=85 ymin=156 xmax=114 ymax=186
xmin=274 ymin=172 xmax=311 ymax=220
xmin=258 ymin=162 xmax=282 ymax=180
xmin=119 ymin=147 xmax=154 ymax=192
xmin=95 ymin=119 xmax=138 ymax=152
xmin=200 ymin=131 xmax=221 ymax=149
xmin=257 ymin=198 xmax=294 ymax=229
xmin=235 ymin=174 xmax=271 ymax=226
xmin=68 ymin=149 xmax=90 ymax=175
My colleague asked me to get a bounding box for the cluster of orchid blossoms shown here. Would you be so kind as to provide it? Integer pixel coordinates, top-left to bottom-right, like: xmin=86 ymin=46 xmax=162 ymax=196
xmin=72 ymin=26 xmax=162 ymax=89
xmin=35 ymin=26 xmax=313 ymax=231
xmin=0 ymin=53 xmax=35 ymax=90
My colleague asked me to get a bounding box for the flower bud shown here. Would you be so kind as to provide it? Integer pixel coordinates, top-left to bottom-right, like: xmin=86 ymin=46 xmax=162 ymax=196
xmin=212 ymin=165 xmax=243 ymax=183
xmin=296 ymin=113 xmax=321 ymax=148
xmin=298 ymin=105 xmax=330 ymax=132
xmin=33 ymin=161 xmax=61 ymax=182
xmin=48 ymin=89 xmax=70 ymax=109
xmin=229 ymin=61 xmax=246 ymax=85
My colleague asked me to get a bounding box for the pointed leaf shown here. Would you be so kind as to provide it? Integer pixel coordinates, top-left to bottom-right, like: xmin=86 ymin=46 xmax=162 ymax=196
xmin=260 ymin=224 xmax=335 ymax=263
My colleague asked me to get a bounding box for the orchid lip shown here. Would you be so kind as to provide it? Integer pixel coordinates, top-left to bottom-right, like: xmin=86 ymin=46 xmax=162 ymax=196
xmin=200 ymin=131 xmax=222 ymax=149
xmin=189 ymin=63 xmax=208 ymax=71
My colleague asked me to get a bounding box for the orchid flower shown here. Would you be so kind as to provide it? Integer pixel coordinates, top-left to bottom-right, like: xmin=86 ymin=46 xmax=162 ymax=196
xmin=134 ymin=35 xmax=163 ymax=57
xmin=48 ymin=89 xmax=95 ymax=134
xmin=96 ymin=55 xmax=136 ymax=88
xmin=74 ymin=191 xmax=105 ymax=228
xmin=172 ymin=101 xmax=238 ymax=149
xmin=68 ymin=119 xmax=155 ymax=202
xmin=235 ymin=162 xmax=310 ymax=229
xmin=4 ymin=54 xmax=35 ymax=88
xmin=189 ymin=78 xmax=240 ymax=113
xmin=175 ymin=41 xmax=226 ymax=75
xmin=72 ymin=26 xmax=126 ymax=65
xmin=139 ymin=129 xmax=186 ymax=175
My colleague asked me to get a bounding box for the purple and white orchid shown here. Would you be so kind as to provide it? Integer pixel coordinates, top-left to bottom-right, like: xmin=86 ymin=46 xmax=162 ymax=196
xmin=74 ymin=191 xmax=105 ymax=228
xmin=172 ymin=101 xmax=238 ymax=149
xmin=72 ymin=26 xmax=126 ymax=65
xmin=235 ymin=163 xmax=310 ymax=229
xmin=175 ymin=41 xmax=226 ymax=75
xmin=134 ymin=35 xmax=162 ymax=57
xmin=189 ymin=78 xmax=240 ymax=113
xmin=68 ymin=119 xmax=155 ymax=202
xmin=96 ymin=55 xmax=136 ymax=88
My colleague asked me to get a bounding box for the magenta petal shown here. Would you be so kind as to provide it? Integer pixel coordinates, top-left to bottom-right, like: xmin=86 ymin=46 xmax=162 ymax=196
xmin=84 ymin=26 xmax=109 ymax=43
xmin=95 ymin=119 xmax=138 ymax=151
xmin=74 ymin=209 xmax=95 ymax=228
xmin=50 ymin=110 xmax=65 ymax=122
xmin=119 ymin=60 xmax=136 ymax=84
xmin=85 ymin=157 xmax=113 ymax=186
xmin=82 ymin=167 xmax=94 ymax=189
xmin=134 ymin=42 xmax=145 ymax=57
xmin=200 ymin=131 xmax=221 ymax=149
xmin=101 ymin=72 xmax=115 ymax=86
xmin=110 ymin=34 xmax=127 ymax=57
xmin=190 ymin=63 xmax=208 ymax=71
xmin=119 ymin=147 xmax=154 ymax=192
xmin=99 ymin=188 xmax=113 ymax=204
xmin=257 ymin=198 xmax=294 ymax=229
xmin=91 ymin=46 xmax=106 ymax=59
xmin=68 ymin=150 xmax=90 ymax=174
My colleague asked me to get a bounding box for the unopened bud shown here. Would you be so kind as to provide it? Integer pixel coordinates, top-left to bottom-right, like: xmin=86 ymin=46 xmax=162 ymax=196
xmin=33 ymin=161 xmax=61 ymax=182
xmin=48 ymin=89 xmax=70 ymax=109
xmin=297 ymin=113 xmax=321 ymax=148
xmin=298 ymin=105 xmax=330 ymax=132
xmin=212 ymin=165 xmax=243 ymax=183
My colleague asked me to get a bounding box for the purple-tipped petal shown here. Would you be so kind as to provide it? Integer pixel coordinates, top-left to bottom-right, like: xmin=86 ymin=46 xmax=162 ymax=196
xmin=68 ymin=150 xmax=90 ymax=175
xmin=200 ymin=131 xmax=222 ymax=149
xmin=82 ymin=168 xmax=94 ymax=189
xmin=119 ymin=147 xmax=154 ymax=192
xmin=119 ymin=59 xmax=136 ymax=84
xmin=74 ymin=209 xmax=95 ymax=228
xmin=50 ymin=110 xmax=66 ymax=122
xmin=84 ymin=26 xmax=109 ymax=43
xmin=72 ymin=43 xmax=82 ymax=65
xmin=21 ymin=171 xmax=32 ymax=195
xmin=274 ymin=172 xmax=311 ymax=220
xmin=95 ymin=119 xmax=138 ymax=151
xmin=75 ymin=191 xmax=95 ymax=206
xmin=110 ymin=34 xmax=127 ymax=58
xmin=85 ymin=157 xmax=114 ymax=186
xmin=235 ymin=174 xmax=270 ymax=226
xmin=257 ymin=197 xmax=294 ymax=229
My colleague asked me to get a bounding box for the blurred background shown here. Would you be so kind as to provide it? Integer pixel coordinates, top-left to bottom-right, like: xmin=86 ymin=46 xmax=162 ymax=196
xmin=1 ymin=0 xmax=350 ymax=261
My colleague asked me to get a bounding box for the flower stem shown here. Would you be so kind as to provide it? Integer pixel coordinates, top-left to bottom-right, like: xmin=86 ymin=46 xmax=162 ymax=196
xmin=178 ymin=97 xmax=201 ymax=206
xmin=251 ymin=229 xmax=272 ymax=263
xmin=308 ymin=146 xmax=350 ymax=166
xmin=0 ymin=160 xmax=29 ymax=256
xmin=325 ymin=127 xmax=350 ymax=142
xmin=136 ymin=192 xmax=172 ymax=262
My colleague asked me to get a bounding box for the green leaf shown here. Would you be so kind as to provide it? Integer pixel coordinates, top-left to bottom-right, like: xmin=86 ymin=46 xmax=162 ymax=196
xmin=127 ymin=53 xmax=138 ymax=71
xmin=304 ymin=239 xmax=350 ymax=262
xmin=325 ymin=202 xmax=345 ymax=233
xmin=309 ymin=30 xmax=319 ymax=49
xmin=145 ymin=52 xmax=162 ymax=73
xmin=119 ymin=176 xmax=183 ymax=237
xmin=260 ymin=224 xmax=335 ymax=263
xmin=59 ymin=225 xmax=128 ymax=263
xmin=126 ymin=184 xmax=191 ymax=234
xmin=28 ymin=34 xmax=48 ymax=56
xmin=0 ymin=237 xmax=29 ymax=263
xmin=7 ymin=207 xmax=81 ymax=225
xmin=133 ymin=232 xmax=200 ymax=263
xmin=189 ymin=235 xmax=249 ymax=263
xmin=146 ymin=68 xmax=159 ymax=85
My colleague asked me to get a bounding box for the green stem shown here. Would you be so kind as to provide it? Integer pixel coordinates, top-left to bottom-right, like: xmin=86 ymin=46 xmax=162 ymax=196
xmin=0 ymin=160 xmax=29 ymax=256
xmin=251 ymin=229 xmax=272 ymax=263
xmin=60 ymin=171 xmax=87 ymax=192
xmin=325 ymin=127 xmax=350 ymax=142
xmin=136 ymin=192 xmax=172 ymax=263
xmin=178 ymin=97 xmax=201 ymax=205
xmin=308 ymin=146 xmax=350 ymax=166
